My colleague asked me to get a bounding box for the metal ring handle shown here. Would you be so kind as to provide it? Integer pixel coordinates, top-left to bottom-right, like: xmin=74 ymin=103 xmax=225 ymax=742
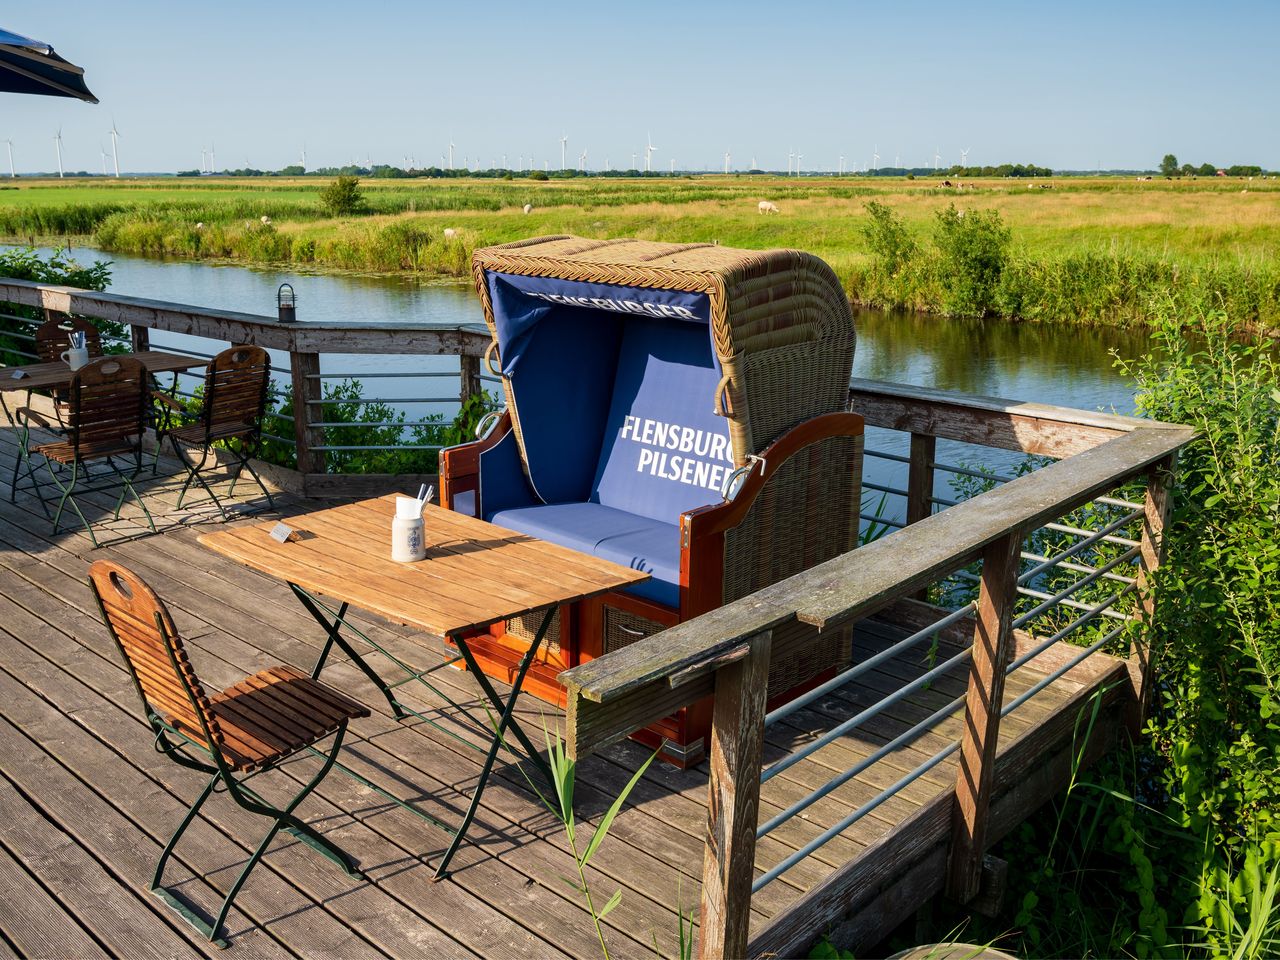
xmin=721 ymin=455 xmax=765 ymax=502
xmin=484 ymin=341 xmax=502 ymax=377
xmin=474 ymin=410 xmax=502 ymax=440
xmin=616 ymin=624 xmax=648 ymax=638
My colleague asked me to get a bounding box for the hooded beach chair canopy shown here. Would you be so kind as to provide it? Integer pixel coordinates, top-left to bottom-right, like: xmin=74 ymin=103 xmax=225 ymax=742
xmin=0 ymin=27 xmax=98 ymax=103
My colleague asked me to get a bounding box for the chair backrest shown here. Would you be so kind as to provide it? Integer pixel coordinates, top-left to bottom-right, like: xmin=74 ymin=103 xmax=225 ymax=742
xmin=87 ymin=560 xmax=225 ymax=753
xmin=590 ymin=313 xmax=732 ymax=522
xmin=67 ymin=356 xmax=149 ymax=455
xmin=202 ymin=345 xmax=270 ymax=437
xmin=34 ymin=315 xmax=104 ymax=364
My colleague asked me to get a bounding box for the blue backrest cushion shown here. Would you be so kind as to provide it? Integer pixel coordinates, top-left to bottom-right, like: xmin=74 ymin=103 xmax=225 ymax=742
xmin=486 ymin=272 xmax=716 ymax=508
xmin=590 ymin=312 xmax=733 ymax=522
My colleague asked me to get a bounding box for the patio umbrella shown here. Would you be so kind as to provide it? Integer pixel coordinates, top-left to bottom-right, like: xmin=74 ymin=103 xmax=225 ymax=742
xmin=0 ymin=27 xmax=97 ymax=103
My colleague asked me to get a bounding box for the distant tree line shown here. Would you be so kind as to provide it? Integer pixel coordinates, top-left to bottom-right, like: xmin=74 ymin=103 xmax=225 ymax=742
xmin=941 ymin=163 xmax=1053 ymax=178
xmin=1160 ymin=153 xmax=1267 ymax=178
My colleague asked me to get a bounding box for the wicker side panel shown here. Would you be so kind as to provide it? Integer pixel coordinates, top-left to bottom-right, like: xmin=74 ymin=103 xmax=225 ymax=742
xmin=602 ymin=605 xmax=665 ymax=656
xmin=505 ymin=608 xmax=563 ymax=658
xmin=721 ymin=434 xmax=864 ymax=690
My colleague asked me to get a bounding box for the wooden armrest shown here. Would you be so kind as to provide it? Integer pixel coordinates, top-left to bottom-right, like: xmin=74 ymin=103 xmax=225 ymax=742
xmin=439 ymin=410 xmax=513 ymax=480
xmin=15 ymin=406 xmax=60 ymax=431
xmin=151 ymin=390 xmax=187 ymax=412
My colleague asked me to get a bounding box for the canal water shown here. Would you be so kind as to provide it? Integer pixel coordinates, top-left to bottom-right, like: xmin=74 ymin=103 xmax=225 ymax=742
xmin=8 ymin=246 xmax=1155 ymax=503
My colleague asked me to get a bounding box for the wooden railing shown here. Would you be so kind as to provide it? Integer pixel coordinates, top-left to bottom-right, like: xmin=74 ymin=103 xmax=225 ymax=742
xmin=558 ymin=385 xmax=1194 ymax=959
xmin=0 ymin=278 xmax=494 ymax=496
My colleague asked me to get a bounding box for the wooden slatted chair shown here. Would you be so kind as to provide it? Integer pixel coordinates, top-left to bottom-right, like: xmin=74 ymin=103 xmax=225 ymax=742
xmin=6 ymin=315 xmax=106 ymax=500
xmin=87 ymin=560 xmax=370 ymax=948
xmin=155 ymin=344 xmax=275 ymax=518
xmin=17 ymin=356 xmax=155 ymax=547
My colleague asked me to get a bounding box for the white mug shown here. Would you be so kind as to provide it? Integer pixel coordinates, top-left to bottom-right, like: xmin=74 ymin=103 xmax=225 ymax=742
xmin=61 ymin=346 xmax=89 ymax=371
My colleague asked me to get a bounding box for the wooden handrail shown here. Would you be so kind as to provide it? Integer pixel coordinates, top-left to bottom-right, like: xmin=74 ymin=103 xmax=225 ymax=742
xmin=560 ymin=424 xmax=1193 ymax=725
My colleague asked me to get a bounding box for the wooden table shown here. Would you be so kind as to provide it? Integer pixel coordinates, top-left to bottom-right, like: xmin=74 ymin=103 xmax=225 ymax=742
xmin=200 ymin=495 xmax=648 ymax=878
xmin=1 ymin=350 xmax=208 ymax=427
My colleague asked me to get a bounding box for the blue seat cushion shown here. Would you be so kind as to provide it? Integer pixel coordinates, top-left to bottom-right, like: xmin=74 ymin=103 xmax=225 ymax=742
xmin=487 ymin=502 xmax=680 ymax=609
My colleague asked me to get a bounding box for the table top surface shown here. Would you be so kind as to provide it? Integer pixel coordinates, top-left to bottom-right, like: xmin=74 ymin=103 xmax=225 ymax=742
xmin=3 ymin=351 xmax=206 ymax=392
xmin=199 ymin=496 xmax=651 ymax=637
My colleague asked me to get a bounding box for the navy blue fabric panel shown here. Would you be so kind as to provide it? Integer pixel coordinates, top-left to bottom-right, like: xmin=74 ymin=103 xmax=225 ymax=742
xmin=476 ymin=429 xmax=537 ymax=517
xmin=590 ymin=314 xmax=732 ymax=522
xmin=488 ymin=502 xmax=680 ymax=608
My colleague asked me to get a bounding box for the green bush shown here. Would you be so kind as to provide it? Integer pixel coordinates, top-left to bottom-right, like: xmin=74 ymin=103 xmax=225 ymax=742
xmin=318 ymin=175 xmax=364 ymax=216
xmin=0 ymin=246 xmax=118 ymax=365
xmin=861 ymin=201 xmax=917 ymax=277
xmin=932 ymin=204 xmax=1010 ymax=317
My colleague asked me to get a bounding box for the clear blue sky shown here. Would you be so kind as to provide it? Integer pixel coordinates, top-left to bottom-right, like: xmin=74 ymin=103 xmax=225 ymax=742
xmin=4 ymin=0 xmax=1276 ymax=174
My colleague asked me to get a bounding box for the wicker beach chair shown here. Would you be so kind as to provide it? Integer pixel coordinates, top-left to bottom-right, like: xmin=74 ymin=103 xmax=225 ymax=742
xmin=440 ymin=236 xmax=864 ymax=766
xmin=88 ymin=560 xmax=369 ymax=947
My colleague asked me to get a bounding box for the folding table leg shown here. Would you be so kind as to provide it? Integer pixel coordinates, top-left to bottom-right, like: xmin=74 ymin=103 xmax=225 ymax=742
xmin=433 ymin=607 xmax=555 ymax=881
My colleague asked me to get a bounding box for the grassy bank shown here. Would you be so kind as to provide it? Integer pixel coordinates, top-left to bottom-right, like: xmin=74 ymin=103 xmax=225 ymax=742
xmin=2 ymin=175 xmax=1278 ymax=328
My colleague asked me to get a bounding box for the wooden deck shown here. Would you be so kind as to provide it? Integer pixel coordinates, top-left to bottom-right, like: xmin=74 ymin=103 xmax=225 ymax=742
xmin=0 ymin=421 xmax=1132 ymax=959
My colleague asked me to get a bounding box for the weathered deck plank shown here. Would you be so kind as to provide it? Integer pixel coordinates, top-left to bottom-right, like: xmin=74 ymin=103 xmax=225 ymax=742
xmin=0 ymin=421 xmax=1129 ymax=957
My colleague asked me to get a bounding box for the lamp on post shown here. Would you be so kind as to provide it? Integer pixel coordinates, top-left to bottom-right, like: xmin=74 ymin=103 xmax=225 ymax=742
xmin=277 ymin=283 xmax=296 ymax=324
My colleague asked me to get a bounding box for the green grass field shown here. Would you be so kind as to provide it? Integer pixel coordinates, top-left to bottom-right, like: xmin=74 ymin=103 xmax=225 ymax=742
xmin=2 ymin=174 xmax=1277 ymax=328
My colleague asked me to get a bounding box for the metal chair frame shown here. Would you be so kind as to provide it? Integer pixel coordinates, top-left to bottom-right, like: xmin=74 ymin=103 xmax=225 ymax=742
xmin=17 ymin=357 xmax=155 ymax=548
xmin=88 ymin=564 xmax=366 ymax=948
xmin=157 ymin=345 xmax=275 ymax=519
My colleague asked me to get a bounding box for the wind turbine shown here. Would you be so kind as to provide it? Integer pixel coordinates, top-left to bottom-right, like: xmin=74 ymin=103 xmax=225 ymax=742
xmin=53 ymin=129 xmax=64 ymax=178
xmin=578 ymin=149 xmax=587 ymax=172
xmin=795 ymin=153 xmax=803 ymax=176
xmin=933 ymin=147 xmax=941 ymax=171
xmin=448 ymin=138 xmax=455 ymax=170
xmin=300 ymin=143 xmax=307 ymax=171
xmin=210 ymin=142 xmax=216 ymax=174
xmin=838 ymin=155 xmax=845 ymax=175
xmin=787 ymin=148 xmax=794 ymax=176
xmin=723 ymin=150 xmax=731 ymax=175
xmin=99 ymin=143 xmax=108 ymax=176
xmin=4 ymin=139 xmax=14 ymax=178
xmin=670 ymin=157 xmax=675 ymax=174
xmin=560 ymin=133 xmax=568 ymax=171
xmin=644 ymin=133 xmax=656 ymax=173
xmin=108 ymin=121 xmax=121 ymax=177
xmin=872 ymin=145 xmax=880 ymax=172
xmin=631 ymin=152 xmax=637 ymax=169
xmin=960 ymin=147 xmax=970 ymax=167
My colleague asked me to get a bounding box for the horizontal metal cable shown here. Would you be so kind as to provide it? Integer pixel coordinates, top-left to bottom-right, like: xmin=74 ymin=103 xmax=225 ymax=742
xmin=1012 ymin=547 xmax=1141 ymax=628
xmin=1043 ymin=520 xmax=1140 ymax=548
xmin=930 ymin=461 xmax=1017 ymax=484
xmin=304 ymin=396 xmax=455 ymax=405
xmin=861 ymin=513 xmax=906 ymax=529
xmin=758 ymin=692 xmax=965 ymax=841
xmin=1019 ymin=509 xmax=1144 ymax=584
xmin=948 ymin=570 xmax=1134 ymax=621
xmin=1020 ymin=550 xmax=1136 ymax=586
xmin=753 ymin=739 xmax=961 ymax=892
xmin=761 ymin=645 xmax=972 ymax=784
xmin=259 ymin=433 xmax=296 ymax=446
xmin=1006 ymin=587 xmax=1137 ymax=676
xmin=862 ymin=480 xmax=910 ymax=498
xmin=308 ymin=420 xmax=445 ymax=429
xmin=310 ymin=443 xmax=443 ymax=452
xmin=1001 ymin=624 xmax=1123 ymax=715
xmin=863 ymin=447 xmax=911 ymax=465
xmin=306 ymin=370 xmax=460 ymax=379
xmin=765 ymin=601 xmax=977 ymax=728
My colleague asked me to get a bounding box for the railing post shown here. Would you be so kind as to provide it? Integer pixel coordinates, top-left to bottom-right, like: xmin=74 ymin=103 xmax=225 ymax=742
xmin=459 ymin=353 xmax=482 ymax=406
xmin=1128 ymin=453 xmax=1176 ymax=731
xmin=290 ymin=351 xmax=325 ymax=476
xmin=906 ymin=433 xmax=936 ymax=527
xmin=907 ymin=433 xmax=937 ymax=601
xmin=700 ymin=629 xmax=772 ymax=960
xmin=129 ymin=322 xmax=150 ymax=353
xmin=947 ymin=530 xmax=1021 ymax=903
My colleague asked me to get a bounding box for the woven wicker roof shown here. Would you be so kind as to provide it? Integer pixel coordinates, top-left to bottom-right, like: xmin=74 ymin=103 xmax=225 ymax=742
xmin=472 ymin=235 xmax=856 ymax=457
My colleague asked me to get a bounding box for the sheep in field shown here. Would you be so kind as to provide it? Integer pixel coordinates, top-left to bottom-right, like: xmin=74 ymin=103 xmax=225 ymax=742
xmin=758 ymin=200 xmax=780 ymax=214
xmin=522 ymin=203 xmax=533 ymax=214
